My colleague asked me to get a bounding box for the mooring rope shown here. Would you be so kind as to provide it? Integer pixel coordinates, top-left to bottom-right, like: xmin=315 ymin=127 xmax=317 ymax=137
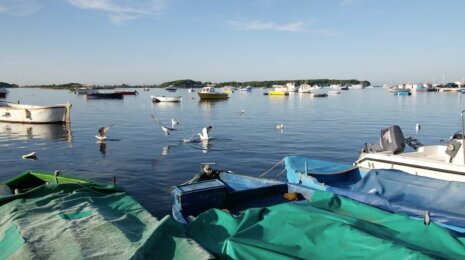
xmin=258 ymin=159 xmax=284 ymax=178
xmin=275 ymin=168 xmax=287 ymax=178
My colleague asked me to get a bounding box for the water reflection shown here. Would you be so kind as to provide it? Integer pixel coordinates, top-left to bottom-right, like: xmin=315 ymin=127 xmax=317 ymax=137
xmin=201 ymin=139 xmax=209 ymax=153
xmin=98 ymin=141 xmax=107 ymax=155
xmin=0 ymin=123 xmax=72 ymax=142
xmin=198 ymin=99 xmax=227 ymax=111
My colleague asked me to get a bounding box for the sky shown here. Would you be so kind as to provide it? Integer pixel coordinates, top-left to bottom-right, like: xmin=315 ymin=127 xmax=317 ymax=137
xmin=0 ymin=0 xmax=464 ymax=86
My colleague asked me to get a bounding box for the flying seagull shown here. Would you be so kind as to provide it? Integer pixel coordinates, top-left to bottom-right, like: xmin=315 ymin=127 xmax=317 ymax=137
xmin=198 ymin=126 xmax=212 ymax=140
xmin=416 ymin=123 xmax=421 ymax=134
xmin=96 ymin=125 xmax=113 ymax=140
xmin=151 ymin=115 xmax=176 ymax=136
xmin=171 ymin=118 xmax=180 ymax=128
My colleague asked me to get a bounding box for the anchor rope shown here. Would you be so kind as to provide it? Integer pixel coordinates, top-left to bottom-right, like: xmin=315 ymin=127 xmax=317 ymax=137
xmin=258 ymin=159 xmax=284 ymax=178
xmin=276 ymin=168 xmax=286 ymax=178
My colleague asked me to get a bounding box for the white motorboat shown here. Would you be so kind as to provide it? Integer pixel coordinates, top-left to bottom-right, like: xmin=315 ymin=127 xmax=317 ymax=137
xmin=0 ymin=102 xmax=71 ymax=124
xmin=351 ymin=84 xmax=365 ymax=89
xmin=151 ymin=96 xmax=182 ymax=102
xmin=298 ymin=84 xmax=312 ymax=93
xmin=286 ymin=82 xmax=298 ymax=92
xmin=355 ymin=117 xmax=465 ymax=182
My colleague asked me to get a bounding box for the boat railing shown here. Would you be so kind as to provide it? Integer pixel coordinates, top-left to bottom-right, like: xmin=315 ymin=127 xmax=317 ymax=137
xmin=461 ymin=110 xmax=465 ymax=164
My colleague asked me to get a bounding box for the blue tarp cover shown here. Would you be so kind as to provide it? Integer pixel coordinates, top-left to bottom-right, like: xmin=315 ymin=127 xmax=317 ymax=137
xmin=328 ymin=169 xmax=465 ymax=228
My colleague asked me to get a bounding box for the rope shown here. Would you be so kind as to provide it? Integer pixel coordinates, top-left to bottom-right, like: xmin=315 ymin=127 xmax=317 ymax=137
xmin=258 ymin=159 xmax=284 ymax=178
xmin=276 ymin=168 xmax=286 ymax=178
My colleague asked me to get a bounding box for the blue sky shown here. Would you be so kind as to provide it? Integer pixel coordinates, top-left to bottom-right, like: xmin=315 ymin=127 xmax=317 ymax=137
xmin=0 ymin=0 xmax=464 ymax=85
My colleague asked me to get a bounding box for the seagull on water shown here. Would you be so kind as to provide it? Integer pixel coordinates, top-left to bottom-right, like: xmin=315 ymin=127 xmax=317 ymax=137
xmin=171 ymin=118 xmax=180 ymax=128
xmin=199 ymin=126 xmax=212 ymax=140
xmin=162 ymin=144 xmax=171 ymax=156
xmin=416 ymin=123 xmax=421 ymax=134
xmin=96 ymin=125 xmax=113 ymax=140
xmin=151 ymin=115 xmax=176 ymax=136
xmin=275 ymin=124 xmax=284 ymax=130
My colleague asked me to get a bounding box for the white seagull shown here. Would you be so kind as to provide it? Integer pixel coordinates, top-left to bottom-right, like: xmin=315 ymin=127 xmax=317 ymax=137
xmin=275 ymin=124 xmax=284 ymax=130
xmin=151 ymin=115 xmax=176 ymax=136
xmin=198 ymin=126 xmax=212 ymax=140
xmin=415 ymin=123 xmax=421 ymax=134
xmin=96 ymin=125 xmax=113 ymax=140
xmin=171 ymin=118 xmax=180 ymax=128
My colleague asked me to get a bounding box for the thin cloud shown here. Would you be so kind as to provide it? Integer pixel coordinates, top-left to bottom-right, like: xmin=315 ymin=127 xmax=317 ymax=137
xmin=0 ymin=0 xmax=43 ymax=16
xmin=230 ymin=20 xmax=306 ymax=32
xmin=67 ymin=0 xmax=168 ymax=24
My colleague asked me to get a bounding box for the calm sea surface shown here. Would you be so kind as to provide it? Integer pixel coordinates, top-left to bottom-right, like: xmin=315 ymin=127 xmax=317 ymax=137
xmin=1 ymin=88 xmax=464 ymax=217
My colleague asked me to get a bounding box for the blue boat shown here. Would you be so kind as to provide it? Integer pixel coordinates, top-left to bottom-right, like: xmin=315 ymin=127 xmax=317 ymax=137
xmin=173 ymin=157 xmax=465 ymax=233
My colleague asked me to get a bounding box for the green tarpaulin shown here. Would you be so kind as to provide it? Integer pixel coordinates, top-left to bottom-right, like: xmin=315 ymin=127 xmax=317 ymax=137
xmin=0 ymin=183 xmax=211 ymax=259
xmin=187 ymin=190 xmax=465 ymax=259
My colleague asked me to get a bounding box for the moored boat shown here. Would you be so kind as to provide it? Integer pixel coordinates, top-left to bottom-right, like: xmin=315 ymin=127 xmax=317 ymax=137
xmin=197 ymin=86 xmax=229 ymax=99
xmin=393 ymin=89 xmax=411 ymax=96
xmin=0 ymin=170 xmax=211 ymax=259
xmin=75 ymin=88 xmax=98 ymax=95
xmin=0 ymin=101 xmax=71 ymax=124
xmin=239 ymin=86 xmax=252 ymax=91
xmin=0 ymin=88 xmax=9 ymax=98
xmin=151 ymin=95 xmax=182 ymax=102
xmin=298 ymin=84 xmax=312 ymax=93
xmin=172 ymin=165 xmax=465 ymax=258
xmin=269 ymin=85 xmax=289 ymax=95
xmin=165 ymin=85 xmax=177 ymax=92
xmin=286 ymin=82 xmax=298 ymax=92
xmin=355 ymin=123 xmax=465 ymax=182
xmin=114 ymin=90 xmax=138 ymax=95
xmin=187 ymin=88 xmax=195 ymax=93
xmin=86 ymin=92 xmax=124 ymax=99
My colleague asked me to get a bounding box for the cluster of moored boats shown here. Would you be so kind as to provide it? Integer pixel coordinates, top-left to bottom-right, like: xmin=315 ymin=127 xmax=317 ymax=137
xmin=3 ymin=112 xmax=465 ymax=258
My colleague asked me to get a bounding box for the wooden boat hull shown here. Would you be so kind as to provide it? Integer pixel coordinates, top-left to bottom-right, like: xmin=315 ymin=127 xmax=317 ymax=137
xmin=0 ymin=102 xmax=71 ymax=124
xmin=151 ymin=96 xmax=182 ymax=102
xmin=197 ymin=92 xmax=229 ymax=99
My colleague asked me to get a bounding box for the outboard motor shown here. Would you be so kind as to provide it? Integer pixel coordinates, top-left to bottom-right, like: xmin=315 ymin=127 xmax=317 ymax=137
xmin=379 ymin=125 xmax=405 ymax=154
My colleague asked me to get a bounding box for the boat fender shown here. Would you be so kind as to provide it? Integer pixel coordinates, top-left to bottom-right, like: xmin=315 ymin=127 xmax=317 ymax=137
xmin=54 ymin=170 xmax=60 ymax=184
xmin=25 ymin=109 xmax=32 ymax=119
xmin=284 ymin=192 xmax=303 ymax=201
xmin=14 ymin=189 xmax=20 ymax=195
xmin=112 ymin=176 xmax=116 ymax=186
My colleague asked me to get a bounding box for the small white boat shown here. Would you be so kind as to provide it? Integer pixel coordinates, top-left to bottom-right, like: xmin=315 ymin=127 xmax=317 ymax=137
xmin=286 ymin=83 xmax=298 ymax=92
xmin=355 ymin=120 xmax=465 ymax=182
xmin=0 ymin=102 xmax=71 ymax=124
xmin=22 ymin=152 xmax=37 ymax=160
xmin=328 ymin=90 xmax=341 ymax=95
xmin=187 ymin=88 xmax=195 ymax=93
xmin=351 ymin=84 xmax=365 ymax=89
xmin=298 ymin=84 xmax=312 ymax=93
xmin=239 ymin=86 xmax=252 ymax=92
xmin=151 ymin=96 xmax=182 ymax=102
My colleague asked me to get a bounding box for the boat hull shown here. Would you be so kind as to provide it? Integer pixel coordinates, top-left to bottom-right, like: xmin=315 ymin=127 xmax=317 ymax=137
xmin=86 ymin=93 xmax=124 ymax=99
xmin=197 ymin=92 xmax=229 ymax=99
xmin=269 ymin=90 xmax=289 ymax=96
xmin=151 ymin=96 xmax=182 ymax=102
xmin=0 ymin=102 xmax=71 ymax=124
